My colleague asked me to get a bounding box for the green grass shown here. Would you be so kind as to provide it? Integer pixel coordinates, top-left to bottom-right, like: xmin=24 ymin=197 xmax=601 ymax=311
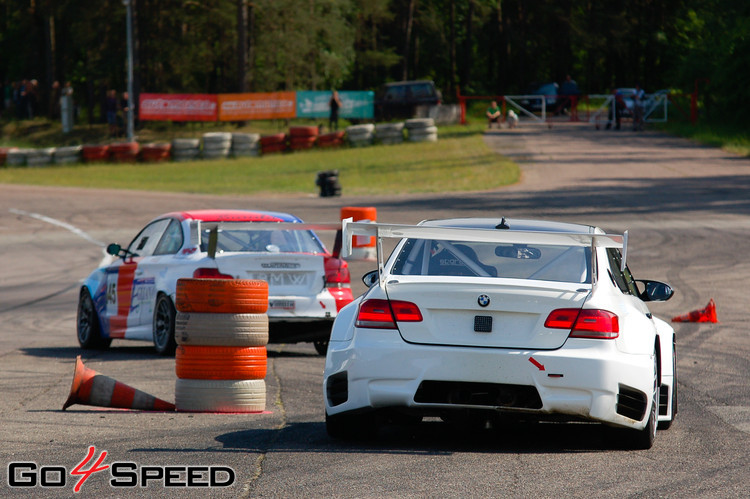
xmin=0 ymin=122 xmax=519 ymax=195
xmin=658 ymin=121 xmax=750 ymax=157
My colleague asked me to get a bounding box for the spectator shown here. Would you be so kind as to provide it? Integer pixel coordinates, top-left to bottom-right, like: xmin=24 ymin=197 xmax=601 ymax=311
xmin=51 ymin=81 xmax=61 ymax=119
xmin=105 ymin=89 xmax=118 ymax=137
xmin=558 ymin=74 xmax=580 ymax=116
xmin=18 ymin=79 xmax=29 ymax=119
xmin=605 ymin=88 xmax=626 ymax=130
xmin=119 ymin=91 xmax=131 ymax=137
xmin=329 ymin=90 xmax=342 ymax=131
xmin=27 ymin=79 xmax=39 ymax=119
xmin=486 ymin=100 xmax=502 ymax=129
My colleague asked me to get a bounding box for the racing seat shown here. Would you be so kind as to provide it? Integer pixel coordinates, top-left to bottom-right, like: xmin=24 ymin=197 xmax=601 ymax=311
xmin=428 ymin=244 xmax=498 ymax=277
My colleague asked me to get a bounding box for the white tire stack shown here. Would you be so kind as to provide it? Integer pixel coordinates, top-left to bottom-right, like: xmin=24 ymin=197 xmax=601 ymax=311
xmin=171 ymin=138 xmax=201 ymax=162
xmin=25 ymin=148 xmax=55 ymax=167
xmin=346 ymin=124 xmax=375 ymax=147
xmin=375 ymin=122 xmax=405 ymax=145
xmin=202 ymin=132 xmax=232 ymax=159
xmin=405 ymin=118 xmax=438 ymax=142
xmin=174 ymin=279 xmax=269 ymax=413
xmin=231 ymin=133 xmax=261 ymax=157
xmin=6 ymin=149 xmax=30 ymax=167
xmin=54 ymin=146 xmax=82 ymax=165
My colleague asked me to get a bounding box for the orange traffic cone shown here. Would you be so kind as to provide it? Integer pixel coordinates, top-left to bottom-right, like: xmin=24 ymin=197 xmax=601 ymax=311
xmin=63 ymin=356 xmax=175 ymax=411
xmin=671 ymin=298 xmax=718 ymax=323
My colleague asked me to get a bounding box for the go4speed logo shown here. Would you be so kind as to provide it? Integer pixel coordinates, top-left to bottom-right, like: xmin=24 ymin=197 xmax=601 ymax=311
xmin=7 ymin=446 xmax=235 ymax=492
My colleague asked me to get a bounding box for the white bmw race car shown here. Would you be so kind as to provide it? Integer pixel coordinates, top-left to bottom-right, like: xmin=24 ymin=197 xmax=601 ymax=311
xmin=324 ymin=218 xmax=676 ymax=449
xmin=77 ymin=209 xmax=353 ymax=355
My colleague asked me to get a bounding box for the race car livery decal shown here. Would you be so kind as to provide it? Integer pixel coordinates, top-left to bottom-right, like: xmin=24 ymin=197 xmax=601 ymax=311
xmin=108 ymin=261 xmax=138 ymax=338
xmin=130 ymin=278 xmax=156 ymax=315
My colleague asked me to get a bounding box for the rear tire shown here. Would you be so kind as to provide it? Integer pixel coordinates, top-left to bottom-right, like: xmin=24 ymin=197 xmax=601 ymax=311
xmin=658 ymin=344 xmax=678 ymax=430
xmin=313 ymin=340 xmax=329 ymax=356
xmin=77 ymin=289 xmax=111 ymax=349
xmin=630 ymin=351 xmax=659 ymax=449
xmin=153 ymin=294 xmax=177 ymax=356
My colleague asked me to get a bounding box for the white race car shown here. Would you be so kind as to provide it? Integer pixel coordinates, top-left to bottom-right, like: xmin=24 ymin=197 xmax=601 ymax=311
xmin=77 ymin=209 xmax=352 ymax=355
xmin=324 ymin=218 xmax=676 ymax=449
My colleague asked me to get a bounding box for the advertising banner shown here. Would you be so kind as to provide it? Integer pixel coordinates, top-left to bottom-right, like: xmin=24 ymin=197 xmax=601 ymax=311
xmin=218 ymin=92 xmax=296 ymax=121
xmin=297 ymin=91 xmax=374 ymax=119
xmin=139 ymin=93 xmax=217 ymax=121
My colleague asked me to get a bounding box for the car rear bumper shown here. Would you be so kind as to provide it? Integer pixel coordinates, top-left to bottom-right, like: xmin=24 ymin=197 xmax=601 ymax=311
xmin=324 ymin=330 xmax=655 ymax=430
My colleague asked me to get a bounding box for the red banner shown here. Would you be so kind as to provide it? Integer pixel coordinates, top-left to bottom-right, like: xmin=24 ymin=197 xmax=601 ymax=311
xmin=139 ymin=93 xmax=218 ymax=121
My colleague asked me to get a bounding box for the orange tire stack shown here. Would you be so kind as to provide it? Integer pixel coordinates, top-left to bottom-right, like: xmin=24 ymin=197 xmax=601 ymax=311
xmin=174 ymin=278 xmax=269 ymax=412
xmin=316 ymin=130 xmax=346 ymax=148
xmin=81 ymin=144 xmax=110 ymax=163
xmin=110 ymin=142 xmax=140 ymax=163
xmin=289 ymin=126 xmax=318 ymax=150
xmin=140 ymin=143 xmax=172 ymax=162
xmin=260 ymin=133 xmax=287 ymax=154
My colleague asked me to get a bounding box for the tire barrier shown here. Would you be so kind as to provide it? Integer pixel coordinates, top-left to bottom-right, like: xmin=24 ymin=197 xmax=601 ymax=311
xmin=341 ymin=206 xmax=377 ymax=260
xmin=0 ymin=147 xmax=19 ymax=166
xmin=260 ymin=133 xmax=287 ymax=154
xmin=231 ymin=133 xmax=261 ymax=157
xmin=82 ymin=144 xmax=111 ymax=163
xmin=374 ymin=122 xmax=405 ymax=145
xmin=289 ymin=126 xmax=319 ymax=151
xmin=62 ymin=355 xmax=175 ymax=411
xmin=5 ymin=148 xmax=29 ymax=166
xmin=53 ymin=145 xmax=82 ymax=165
xmin=316 ymin=131 xmax=345 ymax=148
xmin=109 ymin=142 xmax=140 ymax=163
xmin=25 ymin=148 xmax=55 ymax=167
xmin=175 ymin=312 xmax=269 ymax=346
xmin=316 ymin=170 xmax=342 ymax=197
xmin=140 ymin=143 xmax=172 ymax=163
xmin=174 ymin=278 xmax=269 ymax=413
xmin=202 ymin=132 xmax=232 ymax=159
xmin=171 ymin=138 xmax=201 ymax=162
xmin=405 ymin=118 xmax=438 ymax=142
xmin=346 ymin=124 xmax=375 ymax=147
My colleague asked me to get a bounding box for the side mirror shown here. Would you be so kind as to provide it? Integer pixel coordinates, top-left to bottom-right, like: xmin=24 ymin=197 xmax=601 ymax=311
xmin=106 ymin=243 xmax=122 ymax=257
xmin=362 ymin=270 xmax=378 ymax=288
xmin=637 ymin=280 xmax=674 ymax=302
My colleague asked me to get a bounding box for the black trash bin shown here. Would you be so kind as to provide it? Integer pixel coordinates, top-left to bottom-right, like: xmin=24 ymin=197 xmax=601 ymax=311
xmin=316 ymin=170 xmax=342 ymax=197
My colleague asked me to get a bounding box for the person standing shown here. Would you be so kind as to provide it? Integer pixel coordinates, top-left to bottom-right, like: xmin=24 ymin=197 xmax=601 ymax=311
xmin=329 ymin=90 xmax=342 ymax=131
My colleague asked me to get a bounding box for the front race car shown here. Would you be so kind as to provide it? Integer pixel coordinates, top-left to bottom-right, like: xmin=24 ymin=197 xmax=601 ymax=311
xmin=323 ymin=218 xmax=676 ymax=449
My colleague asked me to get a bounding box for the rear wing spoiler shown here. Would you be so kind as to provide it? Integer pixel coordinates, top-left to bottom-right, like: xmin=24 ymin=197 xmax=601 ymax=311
xmin=341 ymin=219 xmax=628 ymax=286
xmin=194 ymin=221 xmax=343 ymax=259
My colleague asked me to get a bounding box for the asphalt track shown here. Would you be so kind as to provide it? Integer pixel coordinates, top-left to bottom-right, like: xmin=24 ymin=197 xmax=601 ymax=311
xmin=1 ymin=123 xmax=749 ymax=497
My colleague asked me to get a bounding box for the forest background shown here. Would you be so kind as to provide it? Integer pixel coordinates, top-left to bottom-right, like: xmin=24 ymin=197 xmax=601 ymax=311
xmin=0 ymin=0 xmax=747 ymax=126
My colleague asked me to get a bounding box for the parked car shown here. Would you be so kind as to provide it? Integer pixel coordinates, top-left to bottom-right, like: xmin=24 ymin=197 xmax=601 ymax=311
xmin=324 ymin=217 xmax=677 ymax=449
xmin=77 ymin=209 xmax=352 ymax=355
xmin=374 ymin=80 xmax=442 ymax=121
xmin=519 ymin=82 xmax=559 ymax=113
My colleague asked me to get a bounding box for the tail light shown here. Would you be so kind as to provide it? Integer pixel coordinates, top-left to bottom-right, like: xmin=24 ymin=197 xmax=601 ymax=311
xmin=324 ymin=256 xmax=351 ymax=286
xmin=544 ymin=308 xmax=619 ymax=339
xmin=193 ymin=268 xmax=233 ymax=279
xmin=355 ymin=299 xmax=422 ymax=329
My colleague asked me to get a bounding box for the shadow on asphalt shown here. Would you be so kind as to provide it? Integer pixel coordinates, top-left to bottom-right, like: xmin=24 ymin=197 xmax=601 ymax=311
xmin=22 ymin=345 xmax=163 ymax=362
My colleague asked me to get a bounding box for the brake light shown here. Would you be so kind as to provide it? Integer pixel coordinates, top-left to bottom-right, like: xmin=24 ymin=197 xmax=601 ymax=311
xmin=193 ymin=268 xmax=233 ymax=279
xmin=324 ymin=256 xmax=351 ymax=285
xmin=544 ymin=308 xmax=619 ymax=339
xmin=355 ymin=299 xmax=422 ymax=329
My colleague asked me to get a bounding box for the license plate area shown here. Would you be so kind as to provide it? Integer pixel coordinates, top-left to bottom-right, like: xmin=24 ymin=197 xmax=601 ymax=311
xmin=270 ymin=299 xmax=296 ymax=310
xmin=474 ymin=315 xmax=492 ymax=333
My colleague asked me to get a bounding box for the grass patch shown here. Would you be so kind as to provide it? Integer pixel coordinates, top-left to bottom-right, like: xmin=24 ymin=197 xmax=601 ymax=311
xmin=658 ymin=121 xmax=750 ymax=157
xmin=0 ymin=122 xmax=518 ymax=196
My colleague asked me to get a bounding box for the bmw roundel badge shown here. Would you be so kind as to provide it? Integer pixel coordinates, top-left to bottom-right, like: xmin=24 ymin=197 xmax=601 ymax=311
xmin=477 ymin=294 xmax=490 ymax=307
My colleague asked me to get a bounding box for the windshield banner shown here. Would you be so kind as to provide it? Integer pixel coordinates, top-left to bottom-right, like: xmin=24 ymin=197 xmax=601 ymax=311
xmin=296 ymin=91 xmax=374 ymax=119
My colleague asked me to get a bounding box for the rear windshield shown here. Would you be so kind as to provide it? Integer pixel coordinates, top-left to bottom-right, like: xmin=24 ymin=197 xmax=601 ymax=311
xmin=200 ymin=229 xmax=326 ymax=254
xmin=390 ymin=239 xmax=591 ymax=284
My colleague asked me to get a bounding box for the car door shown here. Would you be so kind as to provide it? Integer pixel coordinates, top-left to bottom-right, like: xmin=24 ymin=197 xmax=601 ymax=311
xmin=106 ymin=219 xmax=171 ymax=338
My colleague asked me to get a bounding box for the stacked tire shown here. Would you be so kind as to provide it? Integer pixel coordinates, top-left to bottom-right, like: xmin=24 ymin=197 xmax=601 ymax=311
xmin=25 ymin=148 xmax=55 ymax=167
xmin=260 ymin=133 xmax=287 ymax=155
xmin=6 ymin=149 xmax=29 ymax=167
xmin=140 ymin=143 xmax=172 ymax=163
xmin=316 ymin=131 xmax=346 ymax=148
xmin=231 ymin=133 xmax=260 ymax=157
xmin=405 ymin=118 xmax=438 ymax=142
xmin=172 ymin=138 xmax=201 ymax=162
xmin=289 ymin=126 xmax=318 ymax=151
xmin=82 ymin=144 xmax=110 ymax=163
xmin=174 ymin=278 xmax=269 ymax=413
xmin=0 ymin=147 xmax=19 ymax=166
xmin=202 ymin=132 xmax=232 ymax=159
xmin=346 ymin=124 xmax=375 ymax=147
xmin=110 ymin=142 xmax=140 ymax=163
xmin=375 ymin=122 xmax=405 ymax=145
xmin=54 ymin=146 xmax=82 ymax=165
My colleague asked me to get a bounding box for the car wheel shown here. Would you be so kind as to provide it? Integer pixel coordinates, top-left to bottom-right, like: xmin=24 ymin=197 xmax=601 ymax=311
xmin=325 ymin=411 xmax=375 ymax=440
xmin=658 ymin=343 xmax=677 ymax=430
xmin=313 ymin=340 xmax=329 ymax=356
xmin=630 ymin=350 xmax=659 ymax=450
xmin=77 ymin=289 xmax=111 ymax=349
xmin=153 ymin=294 xmax=177 ymax=356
